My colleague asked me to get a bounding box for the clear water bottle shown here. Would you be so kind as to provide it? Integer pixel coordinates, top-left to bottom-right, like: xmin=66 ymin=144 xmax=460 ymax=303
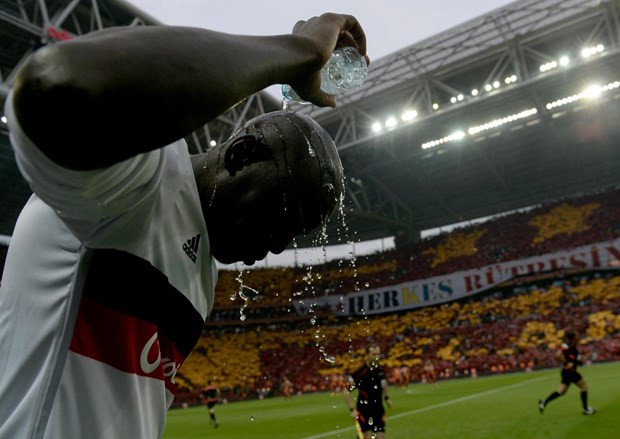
xmin=282 ymin=46 xmax=368 ymax=104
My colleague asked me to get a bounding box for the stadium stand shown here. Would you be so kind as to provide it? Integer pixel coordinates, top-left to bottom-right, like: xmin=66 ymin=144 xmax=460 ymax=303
xmin=206 ymin=187 xmax=620 ymax=320
xmin=171 ymin=271 xmax=619 ymax=406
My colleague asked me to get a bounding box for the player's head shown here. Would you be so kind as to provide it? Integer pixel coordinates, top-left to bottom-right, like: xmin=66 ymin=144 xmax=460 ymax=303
xmin=195 ymin=110 xmax=344 ymax=265
xmin=565 ymin=330 xmax=577 ymax=345
xmin=365 ymin=343 xmax=382 ymax=368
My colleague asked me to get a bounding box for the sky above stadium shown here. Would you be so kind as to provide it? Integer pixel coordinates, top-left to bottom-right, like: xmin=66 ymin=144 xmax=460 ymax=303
xmin=125 ymin=0 xmax=515 ymax=267
xmin=128 ymin=0 xmax=514 ymax=98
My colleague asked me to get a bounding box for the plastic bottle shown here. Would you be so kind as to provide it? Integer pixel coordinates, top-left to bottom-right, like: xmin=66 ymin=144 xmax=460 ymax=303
xmin=282 ymin=46 xmax=368 ymax=104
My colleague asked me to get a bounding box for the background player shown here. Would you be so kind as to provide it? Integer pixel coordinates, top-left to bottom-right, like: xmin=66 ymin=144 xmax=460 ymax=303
xmin=201 ymin=380 xmax=221 ymax=428
xmin=424 ymin=360 xmax=438 ymax=386
xmin=538 ymin=331 xmax=596 ymax=415
xmin=282 ymin=375 xmax=294 ymax=400
xmin=343 ymin=342 xmax=393 ymax=439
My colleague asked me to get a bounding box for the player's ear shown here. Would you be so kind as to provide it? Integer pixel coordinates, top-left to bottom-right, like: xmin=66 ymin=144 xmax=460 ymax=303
xmin=223 ymin=135 xmax=271 ymax=176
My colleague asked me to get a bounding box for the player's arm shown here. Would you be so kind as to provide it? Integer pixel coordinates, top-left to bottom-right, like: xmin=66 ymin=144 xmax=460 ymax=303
xmin=558 ymin=344 xmax=570 ymax=366
xmin=343 ymin=385 xmax=358 ymax=418
xmin=575 ymin=353 xmax=583 ymax=366
xmin=381 ymin=378 xmax=392 ymax=408
xmin=11 ymin=13 xmax=367 ymax=170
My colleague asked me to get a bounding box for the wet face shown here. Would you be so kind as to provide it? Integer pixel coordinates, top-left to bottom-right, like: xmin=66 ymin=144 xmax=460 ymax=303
xmin=197 ymin=111 xmax=344 ymax=265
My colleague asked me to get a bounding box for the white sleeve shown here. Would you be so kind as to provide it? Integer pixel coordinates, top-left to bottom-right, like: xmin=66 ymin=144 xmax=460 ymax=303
xmin=5 ymin=91 xmax=163 ymax=225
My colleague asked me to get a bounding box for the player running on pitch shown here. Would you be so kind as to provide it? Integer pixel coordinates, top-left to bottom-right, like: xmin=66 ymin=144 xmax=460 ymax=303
xmin=538 ymin=331 xmax=596 ymax=415
xmin=344 ymin=342 xmax=392 ymax=438
xmin=201 ymin=380 xmax=221 ymax=428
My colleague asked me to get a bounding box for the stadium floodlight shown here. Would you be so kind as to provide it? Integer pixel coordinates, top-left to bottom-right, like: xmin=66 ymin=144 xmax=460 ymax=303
xmin=457 ymin=94 xmax=464 ymax=101
xmin=209 ymin=140 xmax=217 ymax=147
xmin=432 ymin=103 xmax=440 ymax=110
xmin=484 ymin=84 xmax=493 ymax=92
xmin=471 ymin=89 xmax=479 ymax=96
xmin=581 ymin=44 xmax=605 ymax=58
xmin=582 ymin=85 xmax=602 ymax=99
xmin=559 ymin=56 xmax=570 ymax=66
xmin=385 ymin=116 xmax=397 ymax=128
xmin=421 ymin=78 xmax=619 ymax=150
xmin=1 ymin=116 xmax=6 ymax=124
xmin=504 ymin=75 xmax=518 ymax=84
xmin=421 ymin=130 xmax=465 ymax=149
xmin=401 ymin=110 xmax=418 ymax=121
xmin=545 ymin=80 xmax=620 ymax=110
xmin=493 ymin=81 xmax=500 ymax=89
xmin=539 ymin=61 xmax=558 ymax=72
xmin=371 ymin=121 xmax=382 ymax=133
xmin=450 ymin=97 xmax=457 ymax=103
xmin=468 ymin=108 xmax=538 ymax=135
xmin=423 ymin=107 xmax=538 ymax=149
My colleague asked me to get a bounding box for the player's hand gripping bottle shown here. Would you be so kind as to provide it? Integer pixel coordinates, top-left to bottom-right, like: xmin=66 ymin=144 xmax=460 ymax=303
xmin=282 ymin=46 xmax=368 ymax=104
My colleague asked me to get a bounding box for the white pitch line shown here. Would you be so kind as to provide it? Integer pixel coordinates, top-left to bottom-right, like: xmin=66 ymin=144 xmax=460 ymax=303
xmin=300 ymin=376 xmax=547 ymax=439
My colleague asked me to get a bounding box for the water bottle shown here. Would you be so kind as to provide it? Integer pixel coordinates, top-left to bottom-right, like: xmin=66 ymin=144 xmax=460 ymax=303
xmin=282 ymin=46 xmax=368 ymax=104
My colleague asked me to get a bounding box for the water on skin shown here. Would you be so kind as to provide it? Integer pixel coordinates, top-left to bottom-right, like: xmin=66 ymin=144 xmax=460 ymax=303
xmin=274 ymin=112 xmax=367 ymax=365
xmin=229 ymin=112 xmax=338 ymax=324
xmin=217 ymin=113 xmax=371 ymax=402
xmin=202 ymin=144 xmax=225 ymax=208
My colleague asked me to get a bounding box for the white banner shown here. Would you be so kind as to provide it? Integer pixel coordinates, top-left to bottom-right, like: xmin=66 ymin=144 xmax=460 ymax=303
xmin=333 ymin=238 xmax=620 ymax=316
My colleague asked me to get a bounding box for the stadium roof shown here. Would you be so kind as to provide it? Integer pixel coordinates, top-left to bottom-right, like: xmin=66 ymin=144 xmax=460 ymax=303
xmin=296 ymin=0 xmax=620 ymax=246
xmin=1 ymin=0 xmax=620 ymax=250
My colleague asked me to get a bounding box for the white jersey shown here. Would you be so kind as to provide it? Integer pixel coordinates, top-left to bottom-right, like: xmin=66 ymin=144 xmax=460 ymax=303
xmin=0 ymin=93 xmax=217 ymax=438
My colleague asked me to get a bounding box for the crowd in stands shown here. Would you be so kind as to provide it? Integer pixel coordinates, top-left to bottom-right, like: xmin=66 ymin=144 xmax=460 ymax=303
xmin=209 ymin=186 xmax=620 ymax=324
xmin=174 ymin=271 xmax=620 ymax=406
xmin=1 ymin=187 xmax=619 ymax=408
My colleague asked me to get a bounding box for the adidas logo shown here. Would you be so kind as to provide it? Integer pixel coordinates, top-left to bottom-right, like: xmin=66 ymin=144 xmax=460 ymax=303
xmin=182 ymin=234 xmax=200 ymax=263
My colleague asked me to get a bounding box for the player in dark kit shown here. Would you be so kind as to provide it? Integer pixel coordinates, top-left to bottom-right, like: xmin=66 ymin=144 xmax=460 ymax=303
xmin=343 ymin=343 xmax=392 ymax=439
xmin=538 ymin=331 xmax=596 ymax=415
xmin=201 ymin=380 xmax=221 ymax=428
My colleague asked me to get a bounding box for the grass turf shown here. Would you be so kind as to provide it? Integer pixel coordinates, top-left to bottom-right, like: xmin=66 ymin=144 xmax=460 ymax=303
xmin=162 ymin=361 xmax=619 ymax=439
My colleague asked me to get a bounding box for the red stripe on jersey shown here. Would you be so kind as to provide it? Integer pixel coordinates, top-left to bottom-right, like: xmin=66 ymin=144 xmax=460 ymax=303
xmin=70 ymin=296 xmax=185 ymax=392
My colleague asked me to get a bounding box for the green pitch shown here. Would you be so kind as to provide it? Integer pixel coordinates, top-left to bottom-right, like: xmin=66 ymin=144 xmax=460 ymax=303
xmin=163 ymin=362 xmax=620 ymax=439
